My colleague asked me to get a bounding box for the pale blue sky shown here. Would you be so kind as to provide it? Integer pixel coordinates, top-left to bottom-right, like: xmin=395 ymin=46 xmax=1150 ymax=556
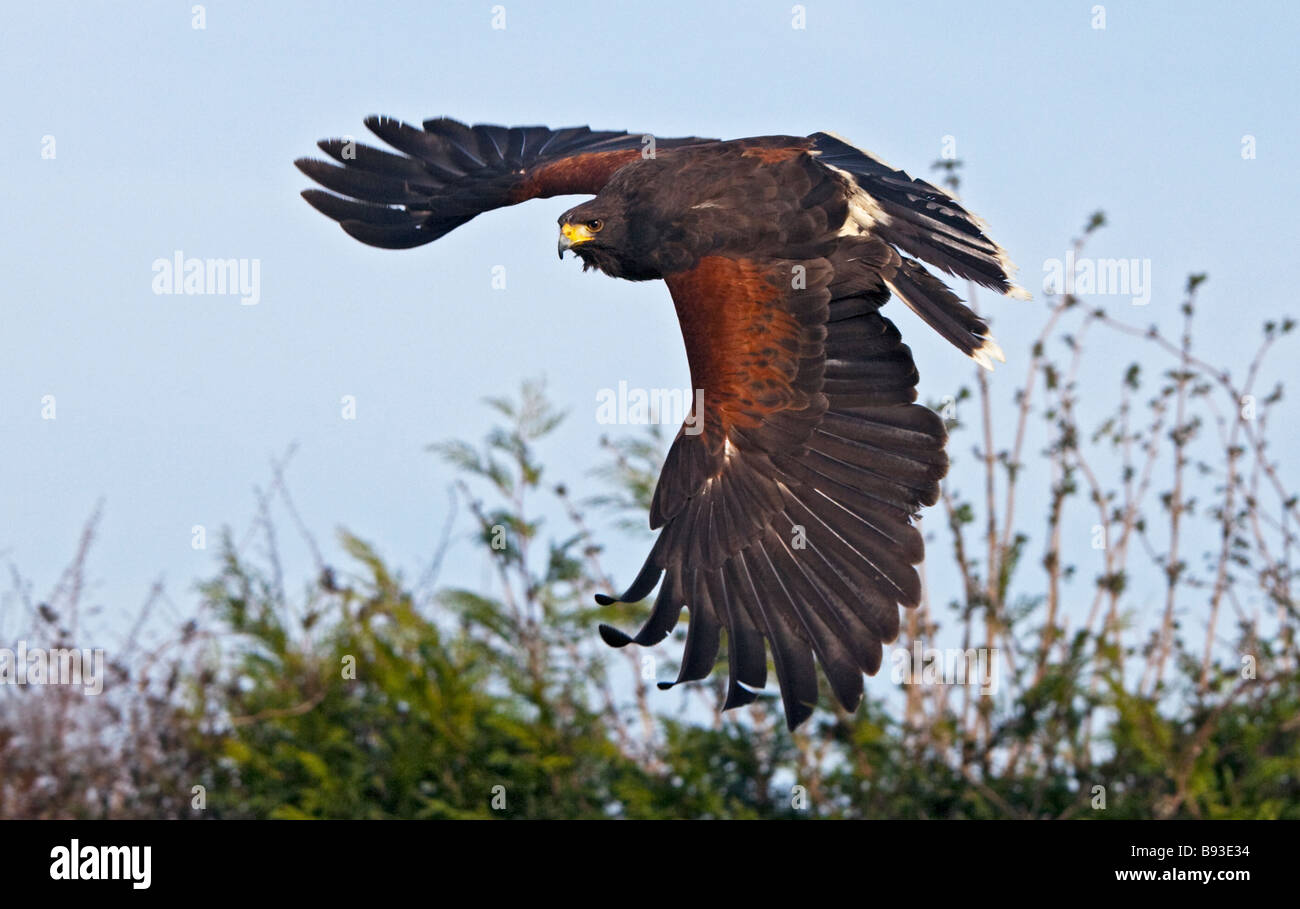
xmin=2 ymin=2 xmax=1296 ymax=677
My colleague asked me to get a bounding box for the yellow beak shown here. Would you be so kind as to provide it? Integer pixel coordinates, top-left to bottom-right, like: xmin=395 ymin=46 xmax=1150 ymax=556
xmin=558 ymin=222 xmax=595 ymax=258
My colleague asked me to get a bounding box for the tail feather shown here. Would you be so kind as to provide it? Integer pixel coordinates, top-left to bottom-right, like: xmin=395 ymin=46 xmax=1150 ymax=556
xmin=885 ymin=257 xmax=1005 ymax=369
xmin=811 ymin=131 xmax=1030 ymax=300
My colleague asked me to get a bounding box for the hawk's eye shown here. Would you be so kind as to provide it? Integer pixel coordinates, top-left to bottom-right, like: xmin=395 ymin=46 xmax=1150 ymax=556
xmin=586 ymin=219 xmax=603 ymax=233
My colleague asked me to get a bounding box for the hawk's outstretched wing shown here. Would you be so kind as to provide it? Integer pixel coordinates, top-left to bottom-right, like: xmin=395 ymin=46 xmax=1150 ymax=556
xmin=295 ymin=116 xmax=712 ymax=248
xmin=598 ymin=245 xmax=949 ymax=728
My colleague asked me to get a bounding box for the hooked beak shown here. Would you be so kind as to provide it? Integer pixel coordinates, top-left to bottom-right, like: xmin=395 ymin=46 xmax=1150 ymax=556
xmin=557 ymin=222 xmax=595 ymax=259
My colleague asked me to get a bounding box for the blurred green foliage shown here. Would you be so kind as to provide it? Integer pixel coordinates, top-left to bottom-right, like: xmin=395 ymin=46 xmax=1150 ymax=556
xmin=166 ymin=378 xmax=1296 ymax=819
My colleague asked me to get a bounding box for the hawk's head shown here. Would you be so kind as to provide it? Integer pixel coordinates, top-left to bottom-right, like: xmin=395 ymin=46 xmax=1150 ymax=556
xmin=557 ymin=199 xmax=658 ymax=282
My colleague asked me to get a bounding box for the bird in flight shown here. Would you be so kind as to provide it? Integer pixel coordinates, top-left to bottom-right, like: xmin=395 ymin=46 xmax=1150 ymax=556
xmin=297 ymin=117 xmax=1027 ymax=730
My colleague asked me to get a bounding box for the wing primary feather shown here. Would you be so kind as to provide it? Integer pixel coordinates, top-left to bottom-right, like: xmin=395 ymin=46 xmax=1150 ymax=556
xmin=709 ymin=567 xmax=765 ymax=708
xmin=732 ymin=550 xmax=818 ymax=730
xmin=595 ymin=555 xmax=664 ymax=606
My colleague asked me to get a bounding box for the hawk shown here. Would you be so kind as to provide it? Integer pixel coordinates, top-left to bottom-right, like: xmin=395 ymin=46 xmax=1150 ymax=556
xmin=296 ymin=117 xmax=1028 ymax=729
